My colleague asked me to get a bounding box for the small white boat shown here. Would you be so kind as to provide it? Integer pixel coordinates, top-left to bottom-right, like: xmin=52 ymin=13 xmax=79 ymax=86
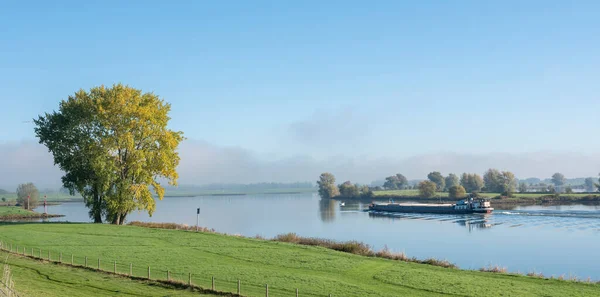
xmin=339 ymin=202 xmax=345 ymax=206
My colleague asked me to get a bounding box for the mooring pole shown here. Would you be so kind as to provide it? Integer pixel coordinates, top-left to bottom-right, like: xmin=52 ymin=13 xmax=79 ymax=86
xmin=196 ymin=208 xmax=200 ymax=232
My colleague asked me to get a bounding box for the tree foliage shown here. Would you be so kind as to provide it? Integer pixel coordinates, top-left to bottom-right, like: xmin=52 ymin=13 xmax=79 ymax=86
xmin=338 ymin=181 xmax=372 ymax=198
xmin=448 ymin=185 xmax=466 ymax=199
xmin=34 ymin=84 xmax=184 ymax=224
xmin=383 ymin=174 xmax=408 ymax=190
xmin=518 ymin=182 xmax=528 ymax=193
xmin=426 ymin=172 xmax=445 ymax=191
xmin=483 ymin=169 xmax=516 ymax=194
xmin=418 ymin=181 xmax=437 ymax=198
xmin=317 ymin=173 xmax=340 ymax=199
xmin=551 ymin=173 xmax=566 ymax=187
xmin=565 ymin=185 xmax=574 ymax=194
xmin=584 ymin=177 xmax=595 ymax=192
xmin=338 ymin=181 xmax=360 ymax=198
xmin=444 ymin=173 xmax=459 ymax=191
xmin=460 ymin=173 xmax=484 ymax=193
xmin=16 ymin=183 xmax=39 ymax=210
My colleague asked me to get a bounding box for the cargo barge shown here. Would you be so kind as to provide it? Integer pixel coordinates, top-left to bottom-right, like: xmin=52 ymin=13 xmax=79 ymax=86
xmin=368 ymin=197 xmax=493 ymax=214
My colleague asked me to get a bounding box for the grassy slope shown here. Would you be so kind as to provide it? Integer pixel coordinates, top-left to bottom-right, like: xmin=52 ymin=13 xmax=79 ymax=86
xmin=0 ymin=223 xmax=598 ymax=297
xmin=0 ymin=250 xmax=218 ymax=297
xmin=373 ymin=190 xmax=596 ymax=199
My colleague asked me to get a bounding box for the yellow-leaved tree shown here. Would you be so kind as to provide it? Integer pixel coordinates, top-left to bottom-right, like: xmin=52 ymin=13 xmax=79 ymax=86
xmin=35 ymin=84 xmax=184 ymax=224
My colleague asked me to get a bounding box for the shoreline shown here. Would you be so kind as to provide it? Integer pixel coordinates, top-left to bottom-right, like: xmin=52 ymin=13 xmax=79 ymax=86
xmin=342 ymin=195 xmax=600 ymax=206
xmin=0 ymin=213 xmax=65 ymax=221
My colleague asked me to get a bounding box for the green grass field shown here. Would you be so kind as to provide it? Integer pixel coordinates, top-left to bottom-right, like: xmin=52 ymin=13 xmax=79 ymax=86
xmin=373 ymin=190 xmax=597 ymax=199
xmin=0 ymin=250 xmax=218 ymax=297
xmin=0 ymin=223 xmax=598 ymax=296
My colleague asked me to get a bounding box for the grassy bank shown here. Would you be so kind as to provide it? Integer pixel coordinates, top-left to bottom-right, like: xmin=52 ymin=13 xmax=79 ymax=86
xmin=0 ymin=250 xmax=221 ymax=297
xmin=0 ymin=223 xmax=598 ymax=296
xmin=0 ymin=206 xmax=63 ymax=220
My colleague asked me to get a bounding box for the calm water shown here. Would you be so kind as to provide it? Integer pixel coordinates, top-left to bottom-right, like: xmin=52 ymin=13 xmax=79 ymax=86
xmin=34 ymin=193 xmax=600 ymax=280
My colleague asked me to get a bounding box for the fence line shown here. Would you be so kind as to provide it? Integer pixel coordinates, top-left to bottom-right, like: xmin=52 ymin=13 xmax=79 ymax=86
xmin=0 ymin=240 xmax=327 ymax=297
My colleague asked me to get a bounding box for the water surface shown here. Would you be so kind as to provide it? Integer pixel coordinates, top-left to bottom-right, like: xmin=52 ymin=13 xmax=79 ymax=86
xmin=35 ymin=193 xmax=600 ymax=280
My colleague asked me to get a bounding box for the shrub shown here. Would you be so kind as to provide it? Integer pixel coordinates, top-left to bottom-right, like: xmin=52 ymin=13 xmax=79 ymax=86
xmin=480 ymin=264 xmax=507 ymax=273
xmin=448 ymin=185 xmax=466 ymax=199
xmin=418 ymin=181 xmax=437 ymax=198
xmin=127 ymin=221 xmax=215 ymax=233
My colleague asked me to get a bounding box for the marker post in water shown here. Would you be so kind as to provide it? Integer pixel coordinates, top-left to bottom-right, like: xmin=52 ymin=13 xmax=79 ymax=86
xmin=196 ymin=208 xmax=200 ymax=232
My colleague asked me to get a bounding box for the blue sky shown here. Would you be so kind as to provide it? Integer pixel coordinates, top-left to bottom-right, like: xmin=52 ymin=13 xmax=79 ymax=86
xmin=1 ymin=1 xmax=600 ymax=186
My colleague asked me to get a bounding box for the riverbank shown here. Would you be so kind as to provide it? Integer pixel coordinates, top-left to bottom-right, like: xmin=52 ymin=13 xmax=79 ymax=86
xmin=0 ymin=206 xmax=64 ymax=220
xmin=0 ymin=250 xmax=222 ymax=297
xmin=0 ymin=223 xmax=597 ymax=296
xmin=370 ymin=190 xmax=600 ymax=206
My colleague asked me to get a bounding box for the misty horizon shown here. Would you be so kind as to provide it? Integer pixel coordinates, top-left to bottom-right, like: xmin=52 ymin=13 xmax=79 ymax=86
xmin=1 ymin=139 xmax=599 ymax=191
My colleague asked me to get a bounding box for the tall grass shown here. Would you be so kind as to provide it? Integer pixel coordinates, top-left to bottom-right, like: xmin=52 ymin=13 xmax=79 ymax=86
xmin=273 ymin=233 xmax=457 ymax=269
xmin=1 ymin=256 xmax=16 ymax=297
xmin=479 ymin=264 xmax=508 ymax=273
xmin=127 ymin=221 xmax=216 ymax=233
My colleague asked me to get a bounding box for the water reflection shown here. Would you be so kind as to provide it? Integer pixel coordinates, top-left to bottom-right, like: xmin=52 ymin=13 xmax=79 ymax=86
xmin=367 ymin=211 xmax=494 ymax=231
xmin=319 ymin=199 xmax=336 ymax=222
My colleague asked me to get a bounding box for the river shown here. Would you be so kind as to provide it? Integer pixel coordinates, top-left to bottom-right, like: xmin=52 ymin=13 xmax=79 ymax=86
xmin=34 ymin=193 xmax=600 ymax=280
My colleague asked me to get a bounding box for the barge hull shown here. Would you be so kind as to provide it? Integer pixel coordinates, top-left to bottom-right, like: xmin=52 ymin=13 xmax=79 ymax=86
xmin=369 ymin=204 xmax=490 ymax=214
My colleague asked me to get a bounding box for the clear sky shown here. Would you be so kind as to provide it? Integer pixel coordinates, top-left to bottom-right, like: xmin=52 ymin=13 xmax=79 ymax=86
xmin=1 ymin=1 xmax=599 ymax=187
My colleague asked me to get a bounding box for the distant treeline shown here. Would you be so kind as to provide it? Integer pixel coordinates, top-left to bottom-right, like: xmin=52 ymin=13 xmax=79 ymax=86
xmin=319 ymin=170 xmax=600 ymax=200
xmin=163 ymin=182 xmax=315 ymax=192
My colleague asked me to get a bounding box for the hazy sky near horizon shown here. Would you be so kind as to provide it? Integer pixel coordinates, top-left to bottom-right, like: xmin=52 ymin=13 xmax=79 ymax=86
xmin=1 ymin=1 xmax=600 ymax=188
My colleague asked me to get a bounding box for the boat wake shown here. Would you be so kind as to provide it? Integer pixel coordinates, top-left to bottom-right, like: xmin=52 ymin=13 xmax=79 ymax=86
xmin=366 ymin=209 xmax=600 ymax=232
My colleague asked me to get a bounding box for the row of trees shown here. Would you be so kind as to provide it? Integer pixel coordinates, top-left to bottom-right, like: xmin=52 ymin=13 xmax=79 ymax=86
xmin=33 ymin=84 xmax=184 ymax=224
xmin=317 ymin=173 xmax=373 ymax=199
xmin=385 ymin=171 xmax=600 ymax=196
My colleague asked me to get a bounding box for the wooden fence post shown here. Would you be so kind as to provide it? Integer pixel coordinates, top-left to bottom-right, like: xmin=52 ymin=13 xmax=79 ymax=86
xmin=265 ymin=284 xmax=269 ymax=297
xmin=39 ymin=248 xmax=42 ymax=258
xmin=296 ymin=288 xmax=299 ymax=297
xmin=71 ymin=254 xmax=74 ymax=266
xmin=130 ymin=263 xmax=133 ymax=276
xmin=98 ymin=258 xmax=101 ymax=270
xmin=31 ymin=248 xmax=33 ymax=258
xmin=48 ymin=250 xmax=50 ymax=261
xmin=114 ymin=260 xmax=116 ymax=274
xmin=148 ymin=266 xmax=151 ymax=279
xmin=212 ymin=276 xmax=215 ymax=290
xmin=237 ymin=280 xmax=241 ymax=294
xmin=85 ymin=256 xmax=88 ymax=267
xmin=60 ymin=252 xmax=62 ymax=263
xmin=167 ymin=270 xmax=170 ymax=281
xmin=188 ymin=273 xmax=192 ymax=287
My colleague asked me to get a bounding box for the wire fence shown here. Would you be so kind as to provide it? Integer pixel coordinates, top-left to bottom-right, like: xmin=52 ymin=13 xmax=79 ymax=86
xmin=0 ymin=240 xmax=330 ymax=297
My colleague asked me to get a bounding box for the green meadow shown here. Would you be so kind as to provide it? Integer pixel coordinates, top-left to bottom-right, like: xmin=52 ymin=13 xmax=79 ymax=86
xmin=0 ymin=250 xmax=219 ymax=297
xmin=0 ymin=223 xmax=598 ymax=297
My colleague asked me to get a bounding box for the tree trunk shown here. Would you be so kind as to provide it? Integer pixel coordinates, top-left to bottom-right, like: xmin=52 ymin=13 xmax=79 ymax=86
xmin=119 ymin=213 xmax=127 ymax=225
xmin=92 ymin=187 xmax=103 ymax=223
